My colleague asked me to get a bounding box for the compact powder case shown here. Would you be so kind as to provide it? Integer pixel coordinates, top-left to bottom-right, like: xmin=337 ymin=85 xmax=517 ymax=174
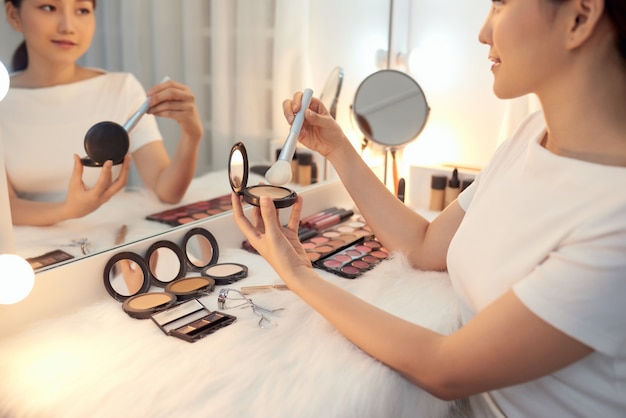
xmin=165 ymin=276 xmax=215 ymax=301
xmin=122 ymin=291 xmax=178 ymax=319
xmin=229 ymin=141 xmax=297 ymax=208
xmin=201 ymin=262 xmax=248 ymax=285
xmin=82 ymin=121 xmax=129 ymax=166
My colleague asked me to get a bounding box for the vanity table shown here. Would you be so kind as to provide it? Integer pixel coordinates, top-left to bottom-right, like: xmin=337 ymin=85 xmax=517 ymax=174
xmin=0 ymin=178 xmax=464 ymax=418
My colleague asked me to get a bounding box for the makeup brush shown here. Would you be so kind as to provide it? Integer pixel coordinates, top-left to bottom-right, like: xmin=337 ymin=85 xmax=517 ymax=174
xmin=265 ymin=88 xmax=314 ymax=186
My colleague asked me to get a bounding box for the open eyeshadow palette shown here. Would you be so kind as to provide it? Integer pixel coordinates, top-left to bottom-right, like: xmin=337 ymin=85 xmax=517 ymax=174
xmin=146 ymin=194 xmax=232 ymax=226
xmin=305 ymin=217 xmax=389 ymax=279
xmin=241 ymin=210 xmax=389 ymax=279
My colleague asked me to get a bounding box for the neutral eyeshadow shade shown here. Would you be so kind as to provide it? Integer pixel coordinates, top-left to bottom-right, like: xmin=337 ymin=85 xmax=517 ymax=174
xmin=204 ymin=263 xmax=244 ymax=277
xmin=168 ymin=277 xmax=210 ymax=293
xmin=127 ymin=293 xmax=173 ymax=310
xmin=249 ymin=185 xmax=291 ymax=198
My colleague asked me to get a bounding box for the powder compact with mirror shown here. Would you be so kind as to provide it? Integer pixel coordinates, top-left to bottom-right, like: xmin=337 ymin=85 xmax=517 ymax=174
xmin=229 ymin=141 xmax=297 ymax=208
xmin=102 ymin=227 xmax=242 ymax=342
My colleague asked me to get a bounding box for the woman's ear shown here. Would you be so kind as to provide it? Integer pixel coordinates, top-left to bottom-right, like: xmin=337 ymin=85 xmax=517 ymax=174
xmin=565 ymin=0 xmax=605 ymax=50
xmin=5 ymin=2 xmax=23 ymax=32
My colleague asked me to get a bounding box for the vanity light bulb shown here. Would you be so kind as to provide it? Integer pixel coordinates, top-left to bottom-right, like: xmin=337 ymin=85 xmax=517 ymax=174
xmin=0 ymin=254 xmax=35 ymax=304
xmin=0 ymin=61 xmax=9 ymax=102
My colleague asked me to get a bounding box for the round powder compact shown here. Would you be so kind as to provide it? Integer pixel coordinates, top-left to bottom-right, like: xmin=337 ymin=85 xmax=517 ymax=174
xmin=229 ymin=142 xmax=297 ymax=208
xmin=122 ymin=291 xmax=177 ymax=319
xmin=201 ymin=262 xmax=249 ymax=285
xmin=165 ymin=276 xmax=215 ymax=301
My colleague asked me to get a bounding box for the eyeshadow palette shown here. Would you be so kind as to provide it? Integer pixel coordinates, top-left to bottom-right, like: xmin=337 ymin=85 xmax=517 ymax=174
xmin=151 ymin=298 xmax=236 ymax=343
xmin=313 ymin=237 xmax=389 ymax=279
xmin=301 ymin=218 xmax=372 ymax=262
xmin=146 ymin=194 xmax=232 ymax=226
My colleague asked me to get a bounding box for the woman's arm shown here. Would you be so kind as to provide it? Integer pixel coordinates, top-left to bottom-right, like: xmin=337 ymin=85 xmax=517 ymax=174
xmin=233 ymin=194 xmax=593 ymax=400
xmin=283 ymin=93 xmax=463 ymax=270
xmin=132 ymin=79 xmax=203 ymax=204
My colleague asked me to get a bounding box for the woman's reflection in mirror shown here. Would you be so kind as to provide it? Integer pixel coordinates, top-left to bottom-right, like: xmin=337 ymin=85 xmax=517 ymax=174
xmin=0 ymin=0 xmax=204 ymax=226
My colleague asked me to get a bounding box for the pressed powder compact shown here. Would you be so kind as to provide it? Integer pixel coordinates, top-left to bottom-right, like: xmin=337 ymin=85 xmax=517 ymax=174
xmin=229 ymin=141 xmax=297 ymax=208
xmin=201 ymin=262 xmax=248 ymax=285
xmin=122 ymin=291 xmax=178 ymax=319
xmin=165 ymin=276 xmax=215 ymax=301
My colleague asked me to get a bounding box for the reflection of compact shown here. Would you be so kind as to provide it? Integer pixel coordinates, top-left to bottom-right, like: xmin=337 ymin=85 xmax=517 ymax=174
xmin=229 ymin=141 xmax=297 ymax=208
xmin=81 ymin=76 xmax=170 ymax=167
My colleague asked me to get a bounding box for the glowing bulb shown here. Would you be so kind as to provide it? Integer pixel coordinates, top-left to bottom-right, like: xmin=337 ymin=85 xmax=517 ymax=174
xmin=0 ymin=254 xmax=35 ymax=304
xmin=0 ymin=61 xmax=9 ymax=102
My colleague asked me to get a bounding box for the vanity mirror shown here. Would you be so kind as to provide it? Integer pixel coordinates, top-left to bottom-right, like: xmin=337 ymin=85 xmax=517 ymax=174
xmin=0 ymin=0 xmax=392 ymax=271
xmin=352 ymin=69 xmax=430 ymax=189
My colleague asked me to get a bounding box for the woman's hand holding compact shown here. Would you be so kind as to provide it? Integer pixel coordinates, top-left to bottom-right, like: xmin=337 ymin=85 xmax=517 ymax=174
xmin=63 ymin=154 xmax=131 ymax=220
xmin=231 ymin=192 xmax=312 ymax=281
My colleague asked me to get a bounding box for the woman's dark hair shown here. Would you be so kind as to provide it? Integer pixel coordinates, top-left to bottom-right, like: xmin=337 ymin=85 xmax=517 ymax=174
xmin=605 ymin=0 xmax=626 ymax=60
xmin=4 ymin=0 xmax=97 ymax=72
xmin=546 ymin=0 xmax=626 ymax=61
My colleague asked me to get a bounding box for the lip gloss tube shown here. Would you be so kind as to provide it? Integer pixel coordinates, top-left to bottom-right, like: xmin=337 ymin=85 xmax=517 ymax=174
xmin=311 ymin=209 xmax=354 ymax=230
xmin=300 ymin=207 xmax=338 ymax=226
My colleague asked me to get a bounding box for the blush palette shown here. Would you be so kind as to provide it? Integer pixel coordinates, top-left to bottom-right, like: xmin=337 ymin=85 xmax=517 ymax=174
xmin=313 ymin=237 xmax=389 ymax=279
xmin=146 ymin=194 xmax=233 ymax=226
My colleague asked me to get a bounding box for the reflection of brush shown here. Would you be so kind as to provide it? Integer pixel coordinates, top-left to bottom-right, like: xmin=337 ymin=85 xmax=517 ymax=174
xmin=123 ymin=76 xmax=171 ymax=132
xmin=265 ymin=88 xmax=314 ymax=185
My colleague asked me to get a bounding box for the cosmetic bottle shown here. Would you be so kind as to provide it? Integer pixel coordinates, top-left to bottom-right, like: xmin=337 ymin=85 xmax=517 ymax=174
xmin=444 ymin=168 xmax=460 ymax=208
xmin=297 ymin=152 xmax=313 ymax=186
xmin=429 ymin=175 xmax=447 ymax=211
xmin=311 ymin=161 xmax=318 ymax=184
xmin=461 ymin=178 xmax=474 ymax=192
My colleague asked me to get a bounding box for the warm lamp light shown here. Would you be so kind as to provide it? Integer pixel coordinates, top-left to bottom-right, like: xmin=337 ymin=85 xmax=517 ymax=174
xmin=0 ymin=60 xmax=9 ymax=102
xmin=0 ymin=254 xmax=35 ymax=304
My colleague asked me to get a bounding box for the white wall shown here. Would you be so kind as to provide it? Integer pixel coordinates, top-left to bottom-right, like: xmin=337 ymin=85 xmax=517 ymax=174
xmin=403 ymin=1 xmax=505 ymax=169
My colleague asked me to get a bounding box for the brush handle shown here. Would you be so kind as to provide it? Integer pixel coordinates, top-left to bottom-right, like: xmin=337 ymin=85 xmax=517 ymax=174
xmin=278 ymin=88 xmax=313 ymax=162
xmin=123 ymin=76 xmax=171 ymax=132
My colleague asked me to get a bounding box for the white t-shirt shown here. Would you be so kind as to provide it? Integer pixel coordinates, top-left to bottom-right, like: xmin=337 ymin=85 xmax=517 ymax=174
xmin=447 ymin=111 xmax=626 ymax=417
xmin=0 ymin=71 xmax=162 ymax=201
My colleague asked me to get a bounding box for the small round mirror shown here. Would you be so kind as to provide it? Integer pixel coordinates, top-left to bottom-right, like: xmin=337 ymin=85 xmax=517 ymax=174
xmin=181 ymin=228 xmax=219 ymax=271
xmin=353 ymin=69 xmax=429 ymax=148
xmin=319 ymin=66 xmax=344 ymax=119
xmin=103 ymin=252 xmax=151 ymax=301
xmin=145 ymin=240 xmax=186 ymax=287
xmin=228 ymin=142 xmax=248 ymax=193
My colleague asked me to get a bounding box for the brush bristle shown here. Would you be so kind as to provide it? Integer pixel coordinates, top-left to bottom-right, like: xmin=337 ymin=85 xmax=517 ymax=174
xmin=265 ymin=160 xmax=292 ymax=185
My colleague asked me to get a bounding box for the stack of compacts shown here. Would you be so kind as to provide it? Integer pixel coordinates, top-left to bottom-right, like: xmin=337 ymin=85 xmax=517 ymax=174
xmin=103 ymin=227 xmax=247 ymax=342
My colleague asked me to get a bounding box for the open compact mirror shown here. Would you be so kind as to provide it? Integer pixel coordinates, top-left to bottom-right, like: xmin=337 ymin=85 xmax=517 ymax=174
xmin=319 ymin=66 xmax=344 ymax=119
xmin=229 ymin=141 xmax=297 ymax=208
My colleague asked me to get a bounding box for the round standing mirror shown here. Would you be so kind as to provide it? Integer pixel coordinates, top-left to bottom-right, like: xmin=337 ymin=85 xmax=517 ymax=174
xmin=103 ymin=252 xmax=151 ymax=301
xmin=145 ymin=240 xmax=186 ymax=287
xmin=181 ymin=228 xmax=219 ymax=271
xmin=353 ymin=69 xmax=429 ymax=148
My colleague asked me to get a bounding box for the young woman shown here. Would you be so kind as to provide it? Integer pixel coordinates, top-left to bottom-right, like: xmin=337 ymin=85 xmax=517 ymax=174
xmin=1 ymin=0 xmax=203 ymax=226
xmin=232 ymin=0 xmax=626 ymax=416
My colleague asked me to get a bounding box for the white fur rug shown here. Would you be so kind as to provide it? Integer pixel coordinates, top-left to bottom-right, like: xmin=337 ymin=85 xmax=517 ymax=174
xmin=0 ymin=249 xmax=462 ymax=418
